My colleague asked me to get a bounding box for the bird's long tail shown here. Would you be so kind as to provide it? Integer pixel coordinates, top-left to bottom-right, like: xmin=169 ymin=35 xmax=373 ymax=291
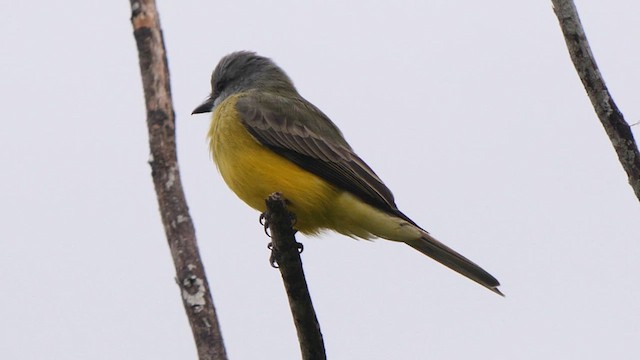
xmin=405 ymin=233 xmax=503 ymax=296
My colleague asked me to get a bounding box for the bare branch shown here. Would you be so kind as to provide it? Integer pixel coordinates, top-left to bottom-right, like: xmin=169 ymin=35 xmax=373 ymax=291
xmin=128 ymin=1 xmax=227 ymax=359
xmin=265 ymin=193 xmax=326 ymax=360
xmin=552 ymin=0 xmax=640 ymax=201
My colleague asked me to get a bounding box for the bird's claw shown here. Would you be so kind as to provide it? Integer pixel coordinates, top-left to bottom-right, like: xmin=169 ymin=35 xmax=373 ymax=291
xmin=268 ymin=242 xmax=279 ymax=268
xmin=260 ymin=208 xmax=298 ymax=238
xmin=261 ymin=207 xmax=301 ymax=267
xmin=259 ymin=212 xmax=271 ymax=237
xmin=267 ymin=241 xmax=304 ymax=268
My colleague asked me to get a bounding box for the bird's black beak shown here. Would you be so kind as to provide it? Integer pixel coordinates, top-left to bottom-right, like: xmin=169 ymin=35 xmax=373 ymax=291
xmin=192 ymin=97 xmax=215 ymax=115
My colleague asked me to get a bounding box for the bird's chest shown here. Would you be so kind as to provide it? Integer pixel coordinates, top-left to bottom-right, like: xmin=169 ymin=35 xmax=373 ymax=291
xmin=209 ymin=100 xmax=257 ymax=172
xmin=208 ymin=98 xmax=310 ymax=211
xmin=208 ymin=101 xmax=262 ymax=207
xmin=205 ymin=96 xmax=341 ymax=233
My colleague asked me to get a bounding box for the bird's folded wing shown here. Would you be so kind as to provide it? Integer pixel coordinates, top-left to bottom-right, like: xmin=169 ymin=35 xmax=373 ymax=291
xmin=235 ymin=93 xmax=415 ymax=226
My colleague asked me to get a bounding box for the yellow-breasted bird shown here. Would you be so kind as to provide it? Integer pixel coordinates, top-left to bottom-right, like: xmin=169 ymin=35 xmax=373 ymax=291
xmin=193 ymin=51 xmax=502 ymax=295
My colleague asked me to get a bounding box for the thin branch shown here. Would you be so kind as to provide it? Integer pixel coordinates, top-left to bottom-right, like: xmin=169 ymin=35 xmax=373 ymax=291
xmin=128 ymin=1 xmax=227 ymax=359
xmin=552 ymin=0 xmax=640 ymax=202
xmin=265 ymin=193 xmax=326 ymax=360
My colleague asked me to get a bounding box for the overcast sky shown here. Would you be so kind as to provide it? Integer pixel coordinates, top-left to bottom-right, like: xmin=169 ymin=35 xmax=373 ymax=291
xmin=2 ymin=1 xmax=639 ymax=359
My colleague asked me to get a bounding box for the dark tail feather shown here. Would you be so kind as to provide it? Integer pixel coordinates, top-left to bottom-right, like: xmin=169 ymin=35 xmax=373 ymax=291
xmin=406 ymin=233 xmax=503 ymax=296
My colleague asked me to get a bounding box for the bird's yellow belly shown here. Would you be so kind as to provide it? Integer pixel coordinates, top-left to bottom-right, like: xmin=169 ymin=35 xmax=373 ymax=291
xmin=208 ymin=96 xmax=340 ymax=234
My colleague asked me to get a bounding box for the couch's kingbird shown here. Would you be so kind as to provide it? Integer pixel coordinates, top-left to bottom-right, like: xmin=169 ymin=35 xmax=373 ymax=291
xmin=193 ymin=51 xmax=502 ymax=295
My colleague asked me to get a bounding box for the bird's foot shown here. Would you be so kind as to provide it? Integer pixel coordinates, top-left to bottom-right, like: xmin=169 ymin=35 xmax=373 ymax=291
xmin=267 ymin=242 xmax=278 ymax=268
xmin=260 ymin=204 xmax=300 ymax=268
xmin=259 ymin=210 xmax=298 ymax=236
xmin=259 ymin=212 xmax=271 ymax=237
xmin=268 ymin=241 xmax=304 ymax=268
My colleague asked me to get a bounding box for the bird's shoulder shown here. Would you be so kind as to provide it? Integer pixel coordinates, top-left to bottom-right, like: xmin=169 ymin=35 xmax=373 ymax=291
xmin=234 ymin=91 xmax=353 ymax=154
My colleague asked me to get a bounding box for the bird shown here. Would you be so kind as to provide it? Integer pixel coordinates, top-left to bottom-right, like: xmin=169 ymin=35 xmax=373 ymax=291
xmin=192 ymin=51 xmax=502 ymax=295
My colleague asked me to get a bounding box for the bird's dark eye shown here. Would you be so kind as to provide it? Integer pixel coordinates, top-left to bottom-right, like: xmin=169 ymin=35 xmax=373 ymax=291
xmin=214 ymin=79 xmax=226 ymax=93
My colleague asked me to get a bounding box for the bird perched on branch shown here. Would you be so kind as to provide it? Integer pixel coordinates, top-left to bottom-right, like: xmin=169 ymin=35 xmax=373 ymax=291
xmin=193 ymin=51 xmax=502 ymax=295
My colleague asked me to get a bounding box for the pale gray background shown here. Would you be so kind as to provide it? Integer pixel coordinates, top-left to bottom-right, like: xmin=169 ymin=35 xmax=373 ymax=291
xmin=2 ymin=1 xmax=639 ymax=359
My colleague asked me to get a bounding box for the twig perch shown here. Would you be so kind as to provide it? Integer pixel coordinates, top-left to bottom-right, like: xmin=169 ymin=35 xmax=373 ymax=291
xmin=265 ymin=193 xmax=327 ymax=360
xmin=129 ymin=1 xmax=227 ymax=359
xmin=552 ymin=0 xmax=640 ymax=202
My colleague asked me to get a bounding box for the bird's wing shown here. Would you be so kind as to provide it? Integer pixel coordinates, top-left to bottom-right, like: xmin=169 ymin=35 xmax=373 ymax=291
xmin=235 ymin=92 xmax=415 ymax=224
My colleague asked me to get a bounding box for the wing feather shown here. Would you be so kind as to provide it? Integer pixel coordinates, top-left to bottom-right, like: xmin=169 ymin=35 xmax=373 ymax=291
xmin=235 ymin=93 xmax=414 ymax=224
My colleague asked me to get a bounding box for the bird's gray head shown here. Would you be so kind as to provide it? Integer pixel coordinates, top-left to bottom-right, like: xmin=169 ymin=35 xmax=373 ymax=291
xmin=192 ymin=51 xmax=297 ymax=114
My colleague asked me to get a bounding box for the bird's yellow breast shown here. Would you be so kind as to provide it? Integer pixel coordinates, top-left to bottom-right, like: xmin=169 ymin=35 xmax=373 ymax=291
xmin=207 ymin=94 xmax=421 ymax=241
xmin=208 ymin=94 xmax=340 ymax=233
